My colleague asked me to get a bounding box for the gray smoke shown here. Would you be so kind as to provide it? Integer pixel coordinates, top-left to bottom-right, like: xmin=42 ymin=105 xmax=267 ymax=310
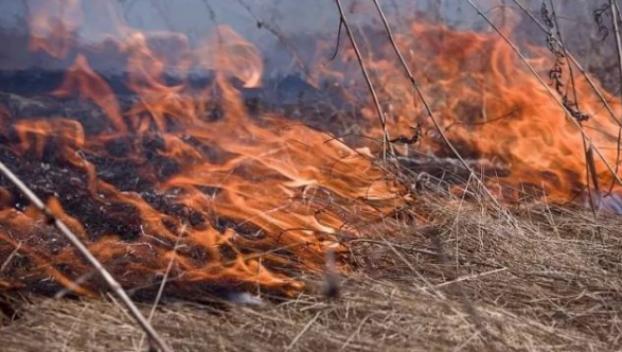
xmin=0 ymin=0 xmax=613 ymax=80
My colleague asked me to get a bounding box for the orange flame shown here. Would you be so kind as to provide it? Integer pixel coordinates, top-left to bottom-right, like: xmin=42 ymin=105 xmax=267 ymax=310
xmin=0 ymin=0 xmax=405 ymax=295
xmin=7 ymin=2 xmax=621 ymax=297
xmin=405 ymin=24 xmax=621 ymax=202
xmin=53 ymin=54 xmax=126 ymax=133
xmin=320 ymin=22 xmax=622 ymax=203
xmin=27 ymin=0 xmax=82 ymax=59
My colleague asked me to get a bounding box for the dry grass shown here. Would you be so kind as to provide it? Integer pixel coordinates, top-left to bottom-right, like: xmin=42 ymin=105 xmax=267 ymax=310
xmin=1 ymin=179 xmax=621 ymax=352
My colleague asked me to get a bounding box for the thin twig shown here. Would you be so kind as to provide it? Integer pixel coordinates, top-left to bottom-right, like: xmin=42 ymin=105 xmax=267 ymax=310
xmin=148 ymin=239 xmax=181 ymax=320
xmin=381 ymin=236 xmax=446 ymax=300
xmin=286 ymin=311 xmax=321 ymax=350
xmin=338 ymin=314 xmax=371 ymax=351
xmin=347 ymin=238 xmax=438 ymax=256
xmin=510 ymin=0 xmax=622 ymax=129
xmin=511 ymin=0 xmax=622 ymax=197
xmin=137 ymin=230 xmax=184 ymax=351
xmin=433 ymin=267 xmax=508 ymax=289
xmin=331 ymin=20 xmax=344 ymax=60
xmin=466 ymin=0 xmax=622 ymax=188
xmin=546 ymin=0 xmax=600 ymax=215
xmin=0 ymin=161 xmax=173 ymax=352
xmin=234 ymin=0 xmax=311 ymax=80
xmin=608 ymin=0 xmax=622 ymax=194
xmin=0 ymin=242 xmax=21 ymax=273
xmin=334 ymin=0 xmax=391 ymax=160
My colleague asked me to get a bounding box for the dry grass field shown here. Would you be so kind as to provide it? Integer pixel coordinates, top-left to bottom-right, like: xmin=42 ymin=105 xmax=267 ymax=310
xmin=2 ymin=183 xmax=621 ymax=351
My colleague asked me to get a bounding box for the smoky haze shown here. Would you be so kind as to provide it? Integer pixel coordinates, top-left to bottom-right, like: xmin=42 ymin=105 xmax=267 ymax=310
xmin=0 ymin=0 xmax=612 ymax=79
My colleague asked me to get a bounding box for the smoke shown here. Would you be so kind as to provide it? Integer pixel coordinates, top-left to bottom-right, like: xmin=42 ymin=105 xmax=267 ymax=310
xmin=0 ymin=0 xmax=614 ymax=81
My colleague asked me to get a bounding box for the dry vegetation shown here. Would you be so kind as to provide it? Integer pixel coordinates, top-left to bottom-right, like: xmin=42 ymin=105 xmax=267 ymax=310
xmin=2 ymin=1 xmax=622 ymax=351
xmin=1 ymin=178 xmax=621 ymax=352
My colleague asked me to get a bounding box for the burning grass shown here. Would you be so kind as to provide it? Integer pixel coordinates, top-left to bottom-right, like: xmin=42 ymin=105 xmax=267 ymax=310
xmin=1 ymin=183 xmax=622 ymax=351
xmin=3 ymin=0 xmax=622 ymax=350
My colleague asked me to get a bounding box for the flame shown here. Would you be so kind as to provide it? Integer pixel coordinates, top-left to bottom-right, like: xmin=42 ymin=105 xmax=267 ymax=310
xmin=320 ymin=22 xmax=622 ymax=203
xmin=53 ymin=54 xmax=126 ymax=133
xmin=27 ymin=0 xmax=82 ymax=58
xmin=6 ymin=2 xmax=622 ymax=297
xmin=406 ymin=24 xmax=621 ymax=202
xmin=196 ymin=26 xmax=264 ymax=89
xmin=0 ymin=0 xmax=405 ymax=295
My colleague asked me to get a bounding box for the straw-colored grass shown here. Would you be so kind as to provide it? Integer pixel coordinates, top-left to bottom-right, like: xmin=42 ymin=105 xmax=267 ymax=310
xmin=1 ymin=181 xmax=621 ymax=352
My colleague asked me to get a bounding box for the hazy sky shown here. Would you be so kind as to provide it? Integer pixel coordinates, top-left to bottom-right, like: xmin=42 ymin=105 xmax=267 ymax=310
xmin=0 ymin=0 xmax=603 ymax=72
xmin=0 ymin=0 xmax=419 ymax=71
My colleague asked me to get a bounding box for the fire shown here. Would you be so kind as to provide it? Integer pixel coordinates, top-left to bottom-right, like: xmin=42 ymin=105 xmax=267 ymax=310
xmin=409 ymin=23 xmax=622 ymax=203
xmin=53 ymin=54 xmax=126 ymax=133
xmin=0 ymin=0 xmax=404 ymax=295
xmin=27 ymin=0 xmax=82 ymax=59
xmin=323 ymin=23 xmax=622 ymax=203
xmin=2 ymin=1 xmax=621 ymax=297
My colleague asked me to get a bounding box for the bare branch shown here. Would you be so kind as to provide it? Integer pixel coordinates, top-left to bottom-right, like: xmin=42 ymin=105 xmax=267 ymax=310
xmin=510 ymin=0 xmax=621 ymax=129
xmin=0 ymin=161 xmax=173 ymax=352
xmin=334 ymin=0 xmax=391 ymax=159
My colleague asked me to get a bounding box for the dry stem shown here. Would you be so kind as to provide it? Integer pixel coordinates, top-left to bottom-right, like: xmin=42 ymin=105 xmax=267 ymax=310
xmin=334 ymin=0 xmax=391 ymax=159
xmin=0 ymin=161 xmax=173 ymax=352
xmin=370 ymin=0 xmax=506 ymax=215
xmin=466 ymin=0 xmax=622 ymax=189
